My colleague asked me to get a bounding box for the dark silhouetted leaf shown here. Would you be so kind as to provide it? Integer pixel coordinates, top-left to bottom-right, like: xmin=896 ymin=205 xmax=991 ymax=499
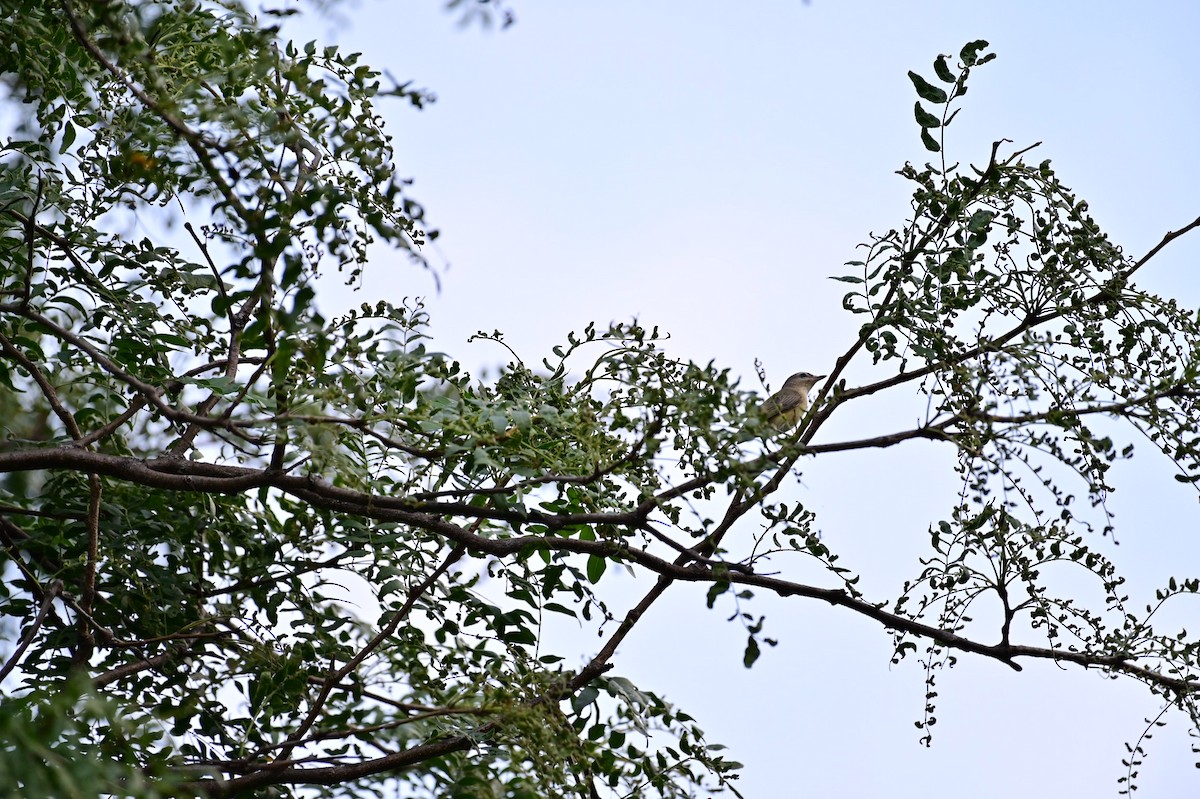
xmin=908 ymin=70 xmax=949 ymax=104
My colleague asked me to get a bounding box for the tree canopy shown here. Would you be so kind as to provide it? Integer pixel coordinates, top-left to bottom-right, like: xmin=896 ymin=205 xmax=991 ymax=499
xmin=1 ymin=2 xmax=1198 ymax=797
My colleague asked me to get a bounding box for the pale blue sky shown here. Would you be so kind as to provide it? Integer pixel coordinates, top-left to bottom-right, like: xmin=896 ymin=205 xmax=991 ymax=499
xmin=300 ymin=2 xmax=1200 ymax=795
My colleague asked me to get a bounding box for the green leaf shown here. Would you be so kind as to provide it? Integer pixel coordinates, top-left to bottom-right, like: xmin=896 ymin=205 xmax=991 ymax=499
xmin=501 ymin=627 xmax=537 ymax=645
xmin=706 ymin=579 xmax=729 ymax=609
xmin=544 ymin=602 xmax=577 ymax=617
xmin=605 ymin=676 xmax=652 ymax=709
xmin=959 ymin=40 xmax=991 ymax=67
xmin=586 ymin=554 xmax=607 ymax=583
xmin=908 ymin=71 xmax=949 ymax=104
xmin=571 ymin=685 xmax=600 ymax=714
xmin=913 ymin=102 xmax=941 ymax=129
xmin=743 ymin=635 xmax=761 ymax=668
xmin=967 ymin=209 xmax=995 ymax=233
xmin=60 ymin=121 xmax=77 ymax=153
xmin=920 ymin=128 xmax=941 ymax=153
xmin=933 ymin=55 xmax=955 ymax=83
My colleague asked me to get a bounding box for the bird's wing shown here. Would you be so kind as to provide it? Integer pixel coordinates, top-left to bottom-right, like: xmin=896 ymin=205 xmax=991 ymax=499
xmin=760 ymin=388 xmax=803 ymax=418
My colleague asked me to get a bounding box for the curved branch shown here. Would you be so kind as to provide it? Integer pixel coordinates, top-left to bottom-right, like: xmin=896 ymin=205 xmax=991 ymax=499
xmin=1 ymin=446 xmax=1191 ymax=704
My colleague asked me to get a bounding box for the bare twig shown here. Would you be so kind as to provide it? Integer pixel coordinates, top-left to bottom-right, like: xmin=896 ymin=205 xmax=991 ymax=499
xmin=0 ymin=579 xmax=62 ymax=684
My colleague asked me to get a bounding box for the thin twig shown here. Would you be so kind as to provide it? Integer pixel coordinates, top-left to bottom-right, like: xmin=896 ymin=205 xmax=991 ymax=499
xmin=271 ymin=543 xmax=467 ymax=764
xmin=0 ymin=580 xmax=62 ymax=684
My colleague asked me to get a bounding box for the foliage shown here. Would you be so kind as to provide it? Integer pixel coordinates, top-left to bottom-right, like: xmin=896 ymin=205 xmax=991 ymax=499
xmin=0 ymin=4 xmax=1197 ymax=797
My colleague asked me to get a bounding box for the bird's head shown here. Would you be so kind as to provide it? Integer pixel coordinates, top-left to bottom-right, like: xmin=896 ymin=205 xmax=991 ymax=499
xmin=782 ymin=372 xmax=826 ymax=392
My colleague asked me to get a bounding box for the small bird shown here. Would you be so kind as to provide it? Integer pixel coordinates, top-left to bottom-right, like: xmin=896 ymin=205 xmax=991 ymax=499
xmin=758 ymin=372 xmax=826 ymax=431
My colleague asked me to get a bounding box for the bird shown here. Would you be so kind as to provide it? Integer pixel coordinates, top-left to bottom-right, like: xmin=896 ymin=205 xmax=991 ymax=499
xmin=758 ymin=372 xmax=826 ymax=431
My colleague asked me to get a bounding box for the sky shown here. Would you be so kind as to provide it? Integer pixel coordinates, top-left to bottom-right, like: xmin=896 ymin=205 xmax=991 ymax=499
xmin=294 ymin=2 xmax=1200 ymax=796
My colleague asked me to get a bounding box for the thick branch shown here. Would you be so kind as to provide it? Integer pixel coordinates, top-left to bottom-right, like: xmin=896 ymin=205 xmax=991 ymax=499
xmin=3 ymin=447 xmax=1189 ymax=704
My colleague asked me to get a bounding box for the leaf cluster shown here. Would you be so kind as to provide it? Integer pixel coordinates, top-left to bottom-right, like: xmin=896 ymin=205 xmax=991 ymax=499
xmin=1 ymin=8 xmax=1199 ymax=798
